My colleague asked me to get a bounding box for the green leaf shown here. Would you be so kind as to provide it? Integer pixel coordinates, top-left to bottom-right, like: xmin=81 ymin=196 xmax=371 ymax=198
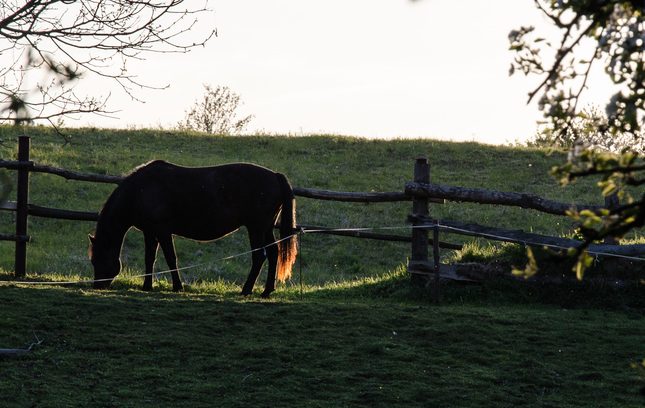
xmin=579 ymin=209 xmax=597 ymax=218
xmin=511 ymin=247 xmax=539 ymax=278
xmin=601 ymin=183 xmax=618 ymax=197
xmin=574 ymin=252 xmax=594 ymax=280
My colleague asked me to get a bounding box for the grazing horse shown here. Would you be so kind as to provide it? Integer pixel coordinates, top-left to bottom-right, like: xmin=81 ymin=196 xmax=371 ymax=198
xmin=89 ymin=160 xmax=297 ymax=297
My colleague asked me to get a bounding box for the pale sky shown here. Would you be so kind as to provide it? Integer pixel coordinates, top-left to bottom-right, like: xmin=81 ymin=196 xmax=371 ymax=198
xmin=75 ymin=0 xmax=616 ymax=145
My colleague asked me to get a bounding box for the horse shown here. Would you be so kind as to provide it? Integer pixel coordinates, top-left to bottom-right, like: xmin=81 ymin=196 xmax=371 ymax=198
xmin=88 ymin=160 xmax=298 ymax=298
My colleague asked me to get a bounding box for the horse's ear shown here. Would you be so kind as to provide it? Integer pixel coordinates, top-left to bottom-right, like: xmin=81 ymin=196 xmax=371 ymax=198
xmin=88 ymin=234 xmax=95 ymax=245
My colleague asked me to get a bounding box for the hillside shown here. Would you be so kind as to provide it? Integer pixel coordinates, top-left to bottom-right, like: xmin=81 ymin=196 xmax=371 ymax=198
xmin=0 ymin=125 xmax=635 ymax=291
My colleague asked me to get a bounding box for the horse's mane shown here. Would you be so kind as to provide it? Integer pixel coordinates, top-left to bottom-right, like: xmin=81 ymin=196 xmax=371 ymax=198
xmin=131 ymin=160 xmax=169 ymax=173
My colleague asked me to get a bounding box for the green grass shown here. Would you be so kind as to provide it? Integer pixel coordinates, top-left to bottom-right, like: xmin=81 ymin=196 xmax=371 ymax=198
xmin=0 ymin=125 xmax=644 ymax=406
xmin=0 ymin=279 xmax=643 ymax=407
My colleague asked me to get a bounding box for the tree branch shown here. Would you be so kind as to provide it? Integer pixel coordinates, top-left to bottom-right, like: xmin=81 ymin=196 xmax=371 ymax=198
xmin=0 ymin=334 xmax=43 ymax=356
xmin=0 ymin=0 xmax=215 ymax=124
xmin=527 ymin=14 xmax=596 ymax=104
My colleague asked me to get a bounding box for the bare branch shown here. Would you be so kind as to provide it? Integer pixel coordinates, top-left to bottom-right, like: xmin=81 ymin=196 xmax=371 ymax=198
xmin=526 ymin=16 xmax=595 ymax=104
xmin=0 ymin=0 xmax=215 ymax=124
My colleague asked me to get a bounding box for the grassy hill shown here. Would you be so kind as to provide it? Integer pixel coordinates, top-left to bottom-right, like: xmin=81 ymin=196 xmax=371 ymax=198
xmin=0 ymin=126 xmax=644 ymax=407
xmin=0 ymin=125 xmax=622 ymax=290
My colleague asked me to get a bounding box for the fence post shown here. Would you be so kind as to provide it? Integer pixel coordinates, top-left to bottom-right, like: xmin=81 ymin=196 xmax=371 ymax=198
xmin=432 ymin=224 xmax=441 ymax=305
xmin=409 ymin=158 xmax=431 ymax=273
xmin=408 ymin=157 xmax=442 ymax=304
xmin=15 ymin=135 xmax=31 ymax=278
xmin=411 ymin=157 xmax=429 ymax=262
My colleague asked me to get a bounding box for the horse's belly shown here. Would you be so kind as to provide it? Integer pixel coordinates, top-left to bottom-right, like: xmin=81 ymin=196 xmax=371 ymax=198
xmin=134 ymin=214 xmax=242 ymax=242
xmin=175 ymin=226 xmax=240 ymax=242
xmin=168 ymin=214 xmax=242 ymax=241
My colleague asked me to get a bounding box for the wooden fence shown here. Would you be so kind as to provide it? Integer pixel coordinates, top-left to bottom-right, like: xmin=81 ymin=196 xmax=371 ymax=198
xmin=1 ymin=136 xmax=644 ymax=303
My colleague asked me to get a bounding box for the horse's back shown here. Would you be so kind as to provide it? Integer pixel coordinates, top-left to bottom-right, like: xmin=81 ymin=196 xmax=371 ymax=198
xmin=123 ymin=161 xmax=290 ymax=240
xmin=129 ymin=160 xmax=282 ymax=193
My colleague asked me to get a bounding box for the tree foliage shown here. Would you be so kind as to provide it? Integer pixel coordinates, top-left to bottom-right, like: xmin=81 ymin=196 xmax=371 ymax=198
xmin=510 ymin=1 xmax=643 ymax=139
xmin=179 ymin=85 xmax=254 ymax=135
xmin=510 ymin=0 xmax=645 ymax=277
xmin=0 ymin=0 xmax=215 ymax=125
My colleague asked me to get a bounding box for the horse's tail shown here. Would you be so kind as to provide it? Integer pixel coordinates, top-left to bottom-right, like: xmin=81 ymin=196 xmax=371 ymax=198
xmin=277 ymin=173 xmax=297 ymax=282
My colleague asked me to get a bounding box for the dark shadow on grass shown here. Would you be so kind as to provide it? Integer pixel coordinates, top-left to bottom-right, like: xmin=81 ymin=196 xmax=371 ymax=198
xmin=2 ymin=268 xmax=644 ymax=312
xmin=286 ymin=269 xmax=645 ymax=312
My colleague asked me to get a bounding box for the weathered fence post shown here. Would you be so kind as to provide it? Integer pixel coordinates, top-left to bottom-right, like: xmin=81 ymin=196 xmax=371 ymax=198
xmin=15 ymin=135 xmax=31 ymax=278
xmin=411 ymin=157 xmax=430 ymax=268
xmin=408 ymin=157 xmax=444 ymax=303
xmin=432 ymin=224 xmax=440 ymax=305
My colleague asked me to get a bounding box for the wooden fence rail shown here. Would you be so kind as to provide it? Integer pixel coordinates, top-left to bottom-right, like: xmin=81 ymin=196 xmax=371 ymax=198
xmin=409 ymin=214 xmax=645 ymax=257
xmin=0 ymin=159 xmax=122 ymax=184
xmin=404 ymin=182 xmax=604 ymax=215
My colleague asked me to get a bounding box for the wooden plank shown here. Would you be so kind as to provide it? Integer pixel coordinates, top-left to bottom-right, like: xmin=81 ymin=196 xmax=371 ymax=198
xmin=294 ymin=186 xmax=444 ymax=204
xmin=0 ymin=233 xmax=30 ymax=242
xmin=0 ymin=160 xmax=122 ymax=184
xmin=0 ymin=201 xmax=98 ymax=221
xmin=409 ymin=214 xmax=645 ymax=257
xmin=296 ymin=223 xmax=462 ymax=250
xmin=0 ymin=201 xmax=16 ymax=211
xmin=408 ymin=261 xmax=479 ymax=282
xmin=405 ymin=181 xmax=602 ymax=215
xmin=432 ymin=224 xmax=441 ymax=305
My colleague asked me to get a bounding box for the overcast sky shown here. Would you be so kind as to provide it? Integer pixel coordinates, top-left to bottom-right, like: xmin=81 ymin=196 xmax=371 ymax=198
xmin=76 ymin=0 xmax=615 ymax=145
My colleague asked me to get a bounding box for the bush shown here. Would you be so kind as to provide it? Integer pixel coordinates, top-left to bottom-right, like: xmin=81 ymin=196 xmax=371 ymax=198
xmin=178 ymin=85 xmax=254 ymax=135
xmin=526 ymin=105 xmax=645 ymax=153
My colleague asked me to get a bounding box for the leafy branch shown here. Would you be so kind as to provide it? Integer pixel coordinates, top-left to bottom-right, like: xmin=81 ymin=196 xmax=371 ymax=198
xmin=511 ymin=1 xmax=645 ymax=278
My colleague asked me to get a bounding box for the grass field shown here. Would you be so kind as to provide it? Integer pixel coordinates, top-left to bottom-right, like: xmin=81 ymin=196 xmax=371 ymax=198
xmin=0 ymin=126 xmax=644 ymax=407
xmin=1 ymin=281 xmax=644 ymax=408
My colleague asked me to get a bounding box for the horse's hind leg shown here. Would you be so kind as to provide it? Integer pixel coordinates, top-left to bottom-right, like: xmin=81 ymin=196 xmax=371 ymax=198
xmin=157 ymin=233 xmax=183 ymax=292
xmin=261 ymin=229 xmax=279 ymax=298
xmin=143 ymin=232 xmax=159 ymax=291
xmin=241 ymin=228 xmax=268 ymax=296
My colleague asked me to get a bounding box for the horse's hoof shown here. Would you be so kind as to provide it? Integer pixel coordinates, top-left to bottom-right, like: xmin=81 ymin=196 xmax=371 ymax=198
xmin=240 ymin=290 xmax=252 ymax=297
xmin=142 ymin=285 xmax=152 ymax=292
xmin=260 ymin=291 xmax=272 ymax=299
xmin=173 ymin=285 xmax=184 ymax=293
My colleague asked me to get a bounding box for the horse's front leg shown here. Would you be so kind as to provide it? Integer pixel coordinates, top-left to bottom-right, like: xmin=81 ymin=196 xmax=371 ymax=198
xmin=143 ymin=233 xmax=159 ymax=291
xmin=157 ymin=233 xmax=183 ymax=292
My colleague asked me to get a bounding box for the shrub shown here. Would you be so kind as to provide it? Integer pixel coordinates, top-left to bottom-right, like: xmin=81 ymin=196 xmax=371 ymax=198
xmin=178 ymin=85 xmax=254 ymax=135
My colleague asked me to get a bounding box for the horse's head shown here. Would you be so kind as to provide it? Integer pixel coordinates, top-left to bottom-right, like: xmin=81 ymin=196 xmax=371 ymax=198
xmin=89 ymin=234 xmax=122 ymax=289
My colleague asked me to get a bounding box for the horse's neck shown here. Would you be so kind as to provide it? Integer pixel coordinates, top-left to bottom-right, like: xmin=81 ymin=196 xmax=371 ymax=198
xmin=96 ymin=205 xmax=130 ymax=251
